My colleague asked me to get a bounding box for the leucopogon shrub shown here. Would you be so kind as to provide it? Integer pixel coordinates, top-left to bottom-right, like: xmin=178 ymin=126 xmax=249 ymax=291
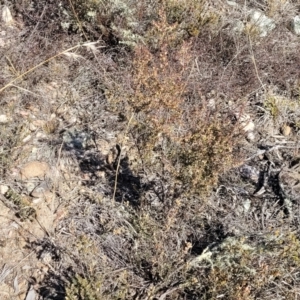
xmin=105 ymin=5 xmax=244 ymax=196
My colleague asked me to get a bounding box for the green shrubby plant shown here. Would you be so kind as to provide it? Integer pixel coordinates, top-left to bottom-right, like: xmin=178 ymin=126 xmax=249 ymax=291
xmin=65 ymin=274 xmax=102 ymax=300
xmin=185 ymin=232 xmax=300 ymax=299
xmin=263 ymin=89 xmax=300 ymax=133
xmin=164 ymin=0 xmax=220 ymax=37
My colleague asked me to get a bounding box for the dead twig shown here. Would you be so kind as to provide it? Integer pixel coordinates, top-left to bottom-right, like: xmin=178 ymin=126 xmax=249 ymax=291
xmin=112 ymin=114 xmax=134 ymax=202
xmin=246 ymin=144 xmax=300 ymax=161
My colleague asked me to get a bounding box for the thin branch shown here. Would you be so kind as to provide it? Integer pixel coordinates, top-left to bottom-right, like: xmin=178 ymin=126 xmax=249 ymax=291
xmin=248 ymin=33 xmax=265 ymax=91
xmin=68 ymin=0 xmax=89 ymax=41
xmin=112 ymin=114 xmax=135 ymax=202
xmin=246 ymin=144 xmax=300 ymax=161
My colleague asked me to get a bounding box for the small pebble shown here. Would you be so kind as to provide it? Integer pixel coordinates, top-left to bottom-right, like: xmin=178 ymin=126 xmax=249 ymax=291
xmin=281 ymin=124 xmax=291 ymax=136
xmin=246 ymin=131 xmax=255 ymax=141
xmin=29 ymin=123 xmax=37 ymax=131
xmin=0 ymin=184 xmax=9 ymax=195
xmin=22 ymin=135 xmax=31 ymax=143
xmin=31 ymin=147 xmax=38 ymax=154
xmin=25 ymin=182 xmax=36 ymax=194
xmin=0 ymin=114 xmax=9 ymax=124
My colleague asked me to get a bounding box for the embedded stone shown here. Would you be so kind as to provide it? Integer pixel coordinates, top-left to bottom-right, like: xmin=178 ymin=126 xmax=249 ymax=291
xmin=20 ymin=161 xmax=49 ymax=180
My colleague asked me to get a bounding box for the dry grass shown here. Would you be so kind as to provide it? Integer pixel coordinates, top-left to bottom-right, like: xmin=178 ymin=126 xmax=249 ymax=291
xmin=1 ymin=0 xmax=300 ymax=299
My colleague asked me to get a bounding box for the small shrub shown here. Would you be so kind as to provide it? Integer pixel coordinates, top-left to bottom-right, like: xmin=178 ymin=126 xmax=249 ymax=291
xmin=164 ymin=0 xmax=220 ymax=37
xmin=106 ymin=6 xmax=243 ymax=196
xmin=264 ymin=89 xmax=300 ymax=130
xmin=65 ymin=274 xmax=102 ymax=300
xmin=186 ymin=232 xmax=300 ymax=299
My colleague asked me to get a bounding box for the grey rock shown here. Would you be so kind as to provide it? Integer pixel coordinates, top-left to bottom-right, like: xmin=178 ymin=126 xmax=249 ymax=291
xmin=289 ymin=15 xmax=300 ymax=35
xmin=231 ymin=20 xmax=245 ymax=33
xmin=249 ymin=10 xmax=276 ymax=37
xmin=239 ymin=164 xmax=260 ymax=184
xmin=63 ymin=128 xmax=90 ymax=149
xmin=30 ymin=181 xmax=51 ymax=199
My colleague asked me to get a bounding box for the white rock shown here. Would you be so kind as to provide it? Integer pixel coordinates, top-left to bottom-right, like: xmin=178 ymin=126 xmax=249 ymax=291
xmin=32 ymin=198 xmax=42 ymax=204
xmin=22 ymin=135 xmax=32 ymax=143
xmin=247 ymin=131 xmax=255 ymax=141
xmin=0 ymin=114 xmax=9 ymax=124
xmin=29 ymin=123 xmax=37 ymax=131
xmin=240 ymin=113 xmax=255 ymax=132
xmin=208 ymin=98 xmax=216 ymax=110
xmin=31 ymin=147 xmax=38 ymax=154
xmin=87 ymin=11 xmax=97 ymax=18
xmin=0 ymin=184 xmax=9 ymax=195
xmin=243 ymin=199 xmax=251 ymax=212
xmin=289 ymin=16 xmax=300 ymax=35
xmin=2 ymin=6 xmax=14 ymax=26
xmin=61 ymin=22 xmax=71 ymax=30
xmin=245 ymin=121 xmax=255 ymax=132
xmin=36 ymin=132 xmax=47 ymax=139
xmin=227 ymin=0 xmax=238 ymax=6
xmin=249 ymin=10 xmax=276 ymax=37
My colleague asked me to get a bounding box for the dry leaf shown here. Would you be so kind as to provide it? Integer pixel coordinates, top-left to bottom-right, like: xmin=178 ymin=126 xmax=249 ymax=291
xmin=63 ymin=52 xmax=84 ymax=61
